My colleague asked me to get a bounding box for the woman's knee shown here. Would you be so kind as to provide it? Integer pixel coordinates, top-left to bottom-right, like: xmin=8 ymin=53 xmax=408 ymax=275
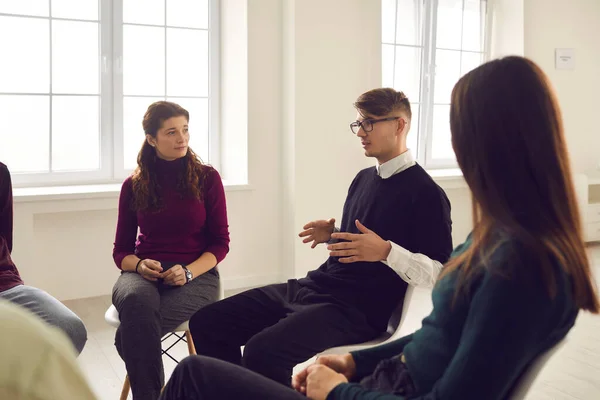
xmin=241 ymin=332 xmax=275 ymax=370
xmin=112 ymin=274 xmax=159 ymax=312
xmin=12 ymin=286 xmax=88 ymax=354
xmin=175 ymin=356 xmax=237 ymax=382
xmin=46 ymin=304 xmax=88 ymax=355
xmin=63 ymin=313 xmax=87 ymax=354
xmin=178 ymin=355 xmax=206 ymax=371
xmin=119 ymin=290 xmax=159 ymax=315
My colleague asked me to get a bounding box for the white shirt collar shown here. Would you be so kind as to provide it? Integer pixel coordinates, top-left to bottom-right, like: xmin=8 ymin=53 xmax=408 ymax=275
xmin=376 ymin=150 xmax=416 ymax=179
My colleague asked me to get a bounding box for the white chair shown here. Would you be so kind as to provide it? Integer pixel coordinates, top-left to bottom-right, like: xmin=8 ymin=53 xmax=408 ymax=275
xmin=295 ymin=289 xmax=566 ymax=400
xmin=104 ymin=279 xmax=225 ymax=400
xmin=325 ymin=285 xmax=414 ymax=354
xmin=294 ymin=286 xmax=415 ymax=373
xmin=508 ymin=338 xmax=567 ymax=399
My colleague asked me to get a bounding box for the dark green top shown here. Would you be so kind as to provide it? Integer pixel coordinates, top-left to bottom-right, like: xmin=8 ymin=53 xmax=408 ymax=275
xmin=328 ymin=234 xmax=578 ymax=400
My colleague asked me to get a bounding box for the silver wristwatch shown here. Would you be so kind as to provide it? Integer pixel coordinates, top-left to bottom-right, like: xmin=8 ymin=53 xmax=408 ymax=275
xmin=183 ymin=266 xmax=193 ymax=283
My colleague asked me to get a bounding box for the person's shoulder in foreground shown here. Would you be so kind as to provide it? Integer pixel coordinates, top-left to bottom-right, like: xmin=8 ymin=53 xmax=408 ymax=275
xmin=0 ymin=300 xmax=97 ymax=400
xmin=0 ymin=161 xmax=10 ymax=190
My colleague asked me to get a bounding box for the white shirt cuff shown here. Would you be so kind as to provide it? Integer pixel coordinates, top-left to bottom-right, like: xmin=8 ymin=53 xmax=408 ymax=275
xmin=382 ymin=241 xmax=412 ymax=273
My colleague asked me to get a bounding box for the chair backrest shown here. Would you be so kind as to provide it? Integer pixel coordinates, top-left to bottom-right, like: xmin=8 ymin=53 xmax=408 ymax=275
xmin=386 ymin=285 xmax=414 ymax=336
xmin=508 ymin=338 xmax=566 ymax=399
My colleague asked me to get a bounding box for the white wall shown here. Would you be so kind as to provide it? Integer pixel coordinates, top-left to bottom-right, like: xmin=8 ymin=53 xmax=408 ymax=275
xmin=490 ymin=0 xmax=524 ymax=58
xmin=9 ymin=0 xmax=599 ymax=301
xmin=524 ymin=0 xmax=600 ymax=174
xmin=220 ymin=0 xmax=248 ymax=184
xmin=431 ymin=0 xmax=600 ymax=246
xmin=12 ymin=202 xmax=120 ymax=302
xmin=282 ymin=0 xmax=383 ymax=278
xmin=439 ymin=0 xmax=600 ymax=246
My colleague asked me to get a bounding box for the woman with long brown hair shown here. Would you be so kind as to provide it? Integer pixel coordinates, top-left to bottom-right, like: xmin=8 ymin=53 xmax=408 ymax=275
xmin=111 ymin=101 xmax=229 ymax=400
xmin=159 ymin=57 xmax=598 ymax=400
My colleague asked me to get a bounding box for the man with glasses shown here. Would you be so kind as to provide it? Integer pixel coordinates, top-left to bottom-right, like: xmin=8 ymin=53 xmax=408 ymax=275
xmin=179 ymin=88 xmax=453 ymax=388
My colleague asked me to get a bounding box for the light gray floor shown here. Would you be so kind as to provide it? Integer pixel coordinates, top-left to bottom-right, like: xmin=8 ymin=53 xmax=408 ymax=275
xmin=65 ymin=250 xmax=600 ymax=400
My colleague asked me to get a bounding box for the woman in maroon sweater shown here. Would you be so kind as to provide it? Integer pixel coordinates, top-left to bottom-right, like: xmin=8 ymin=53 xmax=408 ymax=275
xmin=112 ymin=101 xmax=230 ymax=400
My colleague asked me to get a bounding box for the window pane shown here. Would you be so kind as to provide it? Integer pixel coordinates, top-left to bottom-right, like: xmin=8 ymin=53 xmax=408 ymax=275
xmin=461 ymin=51 xmax=482 ymax=76
xmin=436 ymin=0 xmax=463 ymax=50
xmin=123 ymin=0 xmax=164 ymax=25
xmin=168 ymin=97 xmax=209 ymax=162
xmin=167 ymin=28 xmax=208 ymax=97
xmin=431 ymin=104 xmax=455 ymax=160
xmin=167 ymin=0 xmax=208 ymax=29
xmin=52 ymin=20 xmax=99 ymax=94
xmin=462 ymin=0 xmax=484 ymax=52
xmin=433 ymin=49 xmax=460 ymax=104
xmin=0 ymin=17 xmax=49 ymax=93
xmin=394 ymin=45 xmax=422 ymax=102
xmin=123 ymin=25 xmax=165 ymax=96
xmin=0 ymin=0 xmax=48 ymax=17
xmin=395 ymin=0 xmax=423 ymax=46
xmin=123 ymin=96 xmax=164 ymax=170
xmin=381 ymin=0 xmax=396 ymax=44
xmin=51 ymin=0 xmax=99 ymax=20
xmin=0 ymin=95 xmax=49 ymax=173
xmin=382 ymin=44 xmax=394 ymax=88
xmin=407 ymin=103 xmax=419 ymax=155
xmin=52 ymin=96 xmax=100 ymax=171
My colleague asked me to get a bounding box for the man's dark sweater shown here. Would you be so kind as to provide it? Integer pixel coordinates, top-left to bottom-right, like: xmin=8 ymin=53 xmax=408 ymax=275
xmin=0 ymin=162 xmax=23 ymax=293
xmin=329 ymin=234 xmax=579 ymax=400
xmin=299 ymin=164 xmax=452 ymax=331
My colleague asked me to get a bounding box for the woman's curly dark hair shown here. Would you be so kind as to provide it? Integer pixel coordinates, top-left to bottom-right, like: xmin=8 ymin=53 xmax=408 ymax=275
xmin=131 ymin=101 xmax=209 ymax=211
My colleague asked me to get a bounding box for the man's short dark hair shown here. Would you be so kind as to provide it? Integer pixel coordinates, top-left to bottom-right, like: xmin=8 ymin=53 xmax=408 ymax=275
xmin=354 ymin=88 xmax=411 ymax=119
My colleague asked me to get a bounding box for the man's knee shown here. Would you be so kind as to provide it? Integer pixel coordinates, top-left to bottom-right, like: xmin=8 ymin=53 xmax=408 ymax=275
xmin=189 ymin=302 xmax=223 ymax=338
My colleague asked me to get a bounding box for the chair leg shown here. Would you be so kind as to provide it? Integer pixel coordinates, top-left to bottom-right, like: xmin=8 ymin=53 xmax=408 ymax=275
xmin=120 ymin=375 xmax=130 ymax=400
xmin=185 ymin=330 xmax=197 ymax=355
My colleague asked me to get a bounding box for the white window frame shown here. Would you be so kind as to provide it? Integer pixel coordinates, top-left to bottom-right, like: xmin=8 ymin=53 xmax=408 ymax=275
xmin=3 ymin=0 xmax=220 ymax=188
xmin=385 ymin=0 xmax=490 ymax=170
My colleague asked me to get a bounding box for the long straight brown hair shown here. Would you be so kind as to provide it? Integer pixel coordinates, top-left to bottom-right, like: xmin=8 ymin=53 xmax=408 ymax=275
xmin=443 ymin=56 xmax=599 ymax=312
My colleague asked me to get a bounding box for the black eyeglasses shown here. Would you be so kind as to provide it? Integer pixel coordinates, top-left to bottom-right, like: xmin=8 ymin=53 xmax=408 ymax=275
xmin=350 ymin=117 xmax=400 ymax=134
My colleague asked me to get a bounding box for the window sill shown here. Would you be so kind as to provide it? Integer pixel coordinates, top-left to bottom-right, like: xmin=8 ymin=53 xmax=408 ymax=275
xmin=11 ymin=170 xmax=463 ymax=203
xmin=13 ymin=181 xmax=253 ymax=203
xmin=427 ymin=168 xmax=467 ymax=190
